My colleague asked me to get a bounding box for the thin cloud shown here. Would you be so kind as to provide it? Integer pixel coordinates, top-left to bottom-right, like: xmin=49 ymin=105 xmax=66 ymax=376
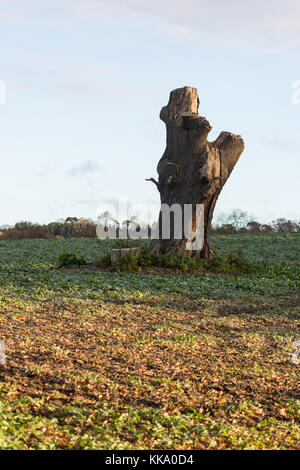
xmin=2 ymin=55 xmax=156 ymax=104
xmin=69 ymin=160 xmax=103 ymax=177
xmin=263 ymin=136 xmax=300 ymax=153
xmin=1 ymin=0 xmax=300 ymax=54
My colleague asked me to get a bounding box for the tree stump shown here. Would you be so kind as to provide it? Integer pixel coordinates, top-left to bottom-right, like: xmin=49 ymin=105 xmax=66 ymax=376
xmin=110 ymin=247 xmax=141 ymax=264
xmin=148 ymin=86 xmax=245 ymax=258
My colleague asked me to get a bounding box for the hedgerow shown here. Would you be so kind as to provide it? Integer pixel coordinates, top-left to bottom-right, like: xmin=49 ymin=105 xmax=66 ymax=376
xmin=96 ymin=247 xmax=262 ymax=274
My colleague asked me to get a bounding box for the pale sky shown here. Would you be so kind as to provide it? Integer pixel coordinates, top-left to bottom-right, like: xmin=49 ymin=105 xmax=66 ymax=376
xmin=0 ymin=0 xmax=299 ymax=225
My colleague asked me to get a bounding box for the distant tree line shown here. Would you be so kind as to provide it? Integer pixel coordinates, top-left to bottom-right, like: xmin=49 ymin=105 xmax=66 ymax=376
xmin=0 ymin=219 xmax=97 ymax=240
xmin=212 ymin=209 xmax=300 ymax=234
xmin=0 ymin=210 xmax=299 ymax=240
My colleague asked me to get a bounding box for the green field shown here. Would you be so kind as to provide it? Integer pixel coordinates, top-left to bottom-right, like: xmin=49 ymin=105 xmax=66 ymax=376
xmin=0 ymin=234 xmax=299 ymax=449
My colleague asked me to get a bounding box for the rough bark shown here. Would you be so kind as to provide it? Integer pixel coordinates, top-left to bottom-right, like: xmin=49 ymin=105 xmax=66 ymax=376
xmin=148 ymin=86 xmax=245 ymax=258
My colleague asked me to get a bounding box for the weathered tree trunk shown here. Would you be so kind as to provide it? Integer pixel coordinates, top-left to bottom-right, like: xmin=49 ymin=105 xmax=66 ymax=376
xmin=148 ymin=86 xmax=245 ymax=258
